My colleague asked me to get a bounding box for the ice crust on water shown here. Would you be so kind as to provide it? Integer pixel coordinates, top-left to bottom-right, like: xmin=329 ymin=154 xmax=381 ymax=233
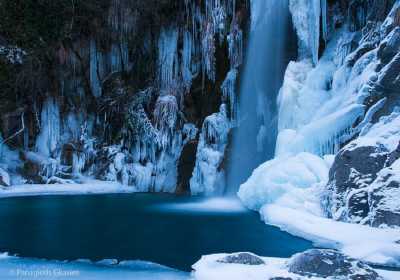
xmin=0 ymin=253 xmax=189 ymax=280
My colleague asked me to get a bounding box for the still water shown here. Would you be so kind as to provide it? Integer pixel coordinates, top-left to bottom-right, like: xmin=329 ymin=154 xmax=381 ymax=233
xmin=0 ymin=194 xmax=313 ymax=271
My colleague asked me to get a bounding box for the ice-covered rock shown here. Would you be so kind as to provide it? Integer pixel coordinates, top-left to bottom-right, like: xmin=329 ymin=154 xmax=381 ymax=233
xmin=288 ymin=249 xmax=382 ymax=279
xmin=0 ymin=168 xmax=10 ymax=187
xmin=324 ymin=111 xmax=400 ymax=227
xmin=190 ymin=105 xmax=230 ymax=195
xmin=192 ymin=250 xmax=384 ymax=280
xmin=217 ymin=253 xmax=265 ymax=265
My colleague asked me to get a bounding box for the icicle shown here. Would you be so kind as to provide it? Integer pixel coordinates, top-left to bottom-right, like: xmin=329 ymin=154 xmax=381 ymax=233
xmin=153 ymin=95 xmax=179 ymax=148
xmin=90 ymin=39 xmax=102 ymax=97
xmin=181 ymin=30 xmax=193 ymax=90
xmin=289 ymin=0 xmax=321 ymax=64
xmin=190 ymin=104 xmax=230 ymax=195
xmin=158 ymin=27 xmax=179 ymax=88
xmin=310 ymin=0 xmax=321 ymax=65
xmin=321 ymin=0 xmax=328 ymax=42
xmin=35 ymin=98 xmax=61 ymax=158
xmin=221 ymin=69 xmax=238 ymax=122
xmin=201 ymin=21 xmax=216 ymax=81
xmin=227 ymin=20 xmax=243 ymax=68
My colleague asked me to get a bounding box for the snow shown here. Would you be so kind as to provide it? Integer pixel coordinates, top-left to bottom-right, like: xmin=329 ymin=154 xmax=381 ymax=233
xmin=192 ymin=254 xmax=294 ymax=280
xmin=276 ymin=28 xmax=381 ymax=157
xmin=0 ymin=180 xmax=136 ymax=198
xmin=261 ymin=205 xmax=400 ymax=267
xmin=349 ymin=110 xmax=400 ymax=153
xmin=0 ymin=253 xmax=188 ymax=280
xmin=238 ymin=152 xmax=400 ymax=267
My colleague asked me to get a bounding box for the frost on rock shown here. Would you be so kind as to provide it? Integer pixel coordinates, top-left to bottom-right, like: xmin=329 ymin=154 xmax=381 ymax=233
xmin=0 ymin=45 xmax=26 ymax=64
xmin=324 ymin=110 xmax=400 ymax=228
xmin=190 ymin=105 xmax=230 ymax=195
xmin=192 ymin=249 xmax=383 ymax=280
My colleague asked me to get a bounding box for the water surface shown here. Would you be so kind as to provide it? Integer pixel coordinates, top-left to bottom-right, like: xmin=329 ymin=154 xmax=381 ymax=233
xmin=0 ymin=194 xmax=313 ymax=271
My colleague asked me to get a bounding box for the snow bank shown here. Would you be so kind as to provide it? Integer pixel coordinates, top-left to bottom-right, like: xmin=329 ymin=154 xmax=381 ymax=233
xmin=261 ymin=205 xmax=400 ymax=267
xmin=0 ymin=180 xmax=135 ymax=198
xmin=192 ymin=254 xmax=293 ymax=280
xmin=238 ymin=151 xmax=400 ymax=267
xmin=0 ymin=253 xmax=188 ymax=280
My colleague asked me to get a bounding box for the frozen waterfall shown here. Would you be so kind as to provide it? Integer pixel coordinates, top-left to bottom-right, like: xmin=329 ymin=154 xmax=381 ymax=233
xmin=226 ymin=0 xmax=291 ymax=194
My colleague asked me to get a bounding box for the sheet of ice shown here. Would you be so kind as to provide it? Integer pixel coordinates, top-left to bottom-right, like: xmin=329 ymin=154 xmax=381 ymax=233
xmin=376 ymin=269 xmax=400 ymax=280
xmin=0 ymin=253 xmax=188 ymax=280
xmin=0 ymin=179 xmax=136 ymax=198
xmin=153 ymin=198 xmax=246 ymax=214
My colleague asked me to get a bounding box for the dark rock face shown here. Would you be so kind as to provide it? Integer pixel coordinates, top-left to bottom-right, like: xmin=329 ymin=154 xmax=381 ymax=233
xmin=324 ymin=145 xmax=387 ymax=222
xmin=288 ymin=249 xmax=382 ymax=280
xmin=324 ymin=142 xmax=400 ymax=227
xmin=217 ymin=253 xmax=265 ymax=265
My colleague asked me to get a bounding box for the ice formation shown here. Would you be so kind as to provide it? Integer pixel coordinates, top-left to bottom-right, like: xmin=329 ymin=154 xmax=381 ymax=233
xmin=289 ymin=0 xmax=322 ymax=64
xmin=190 ymin=105 xmax=231 ymax=195
xmin=239 ymin=0 xmax=400 ymax=267
xmin=35 ymin=98 xmax=61 ymax=158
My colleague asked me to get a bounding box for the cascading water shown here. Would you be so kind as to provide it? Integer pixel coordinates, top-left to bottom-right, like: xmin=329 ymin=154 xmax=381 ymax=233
xmin=226 ymin=0 xmax=291 ymax=194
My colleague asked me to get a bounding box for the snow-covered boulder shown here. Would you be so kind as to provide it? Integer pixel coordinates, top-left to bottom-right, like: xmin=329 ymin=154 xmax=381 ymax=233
xmin=217 ymin=253 xmax=265 ymax=265
xmin=0 ymin=168 xmax=10 ymax=187
xmin=324 ymin=111 xmax=400 ymax=227
xmin=192 ymin=250 xmax=382 ymax=280
xmin=288 ymin=249 xmax=382 ymax=279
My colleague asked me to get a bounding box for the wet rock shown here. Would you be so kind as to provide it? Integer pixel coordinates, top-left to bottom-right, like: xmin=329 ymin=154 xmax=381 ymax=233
xmin=217 ymin=252 xmax=265 ymax=265
xmin=288 ymin=249 xmax=381 ymax=279
xmin=0 ymin=167 xmax=10 ymax=186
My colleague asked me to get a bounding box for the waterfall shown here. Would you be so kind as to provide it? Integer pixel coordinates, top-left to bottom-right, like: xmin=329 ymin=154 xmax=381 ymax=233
xmin=226 ymin=0 xmax=291 ymax=194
